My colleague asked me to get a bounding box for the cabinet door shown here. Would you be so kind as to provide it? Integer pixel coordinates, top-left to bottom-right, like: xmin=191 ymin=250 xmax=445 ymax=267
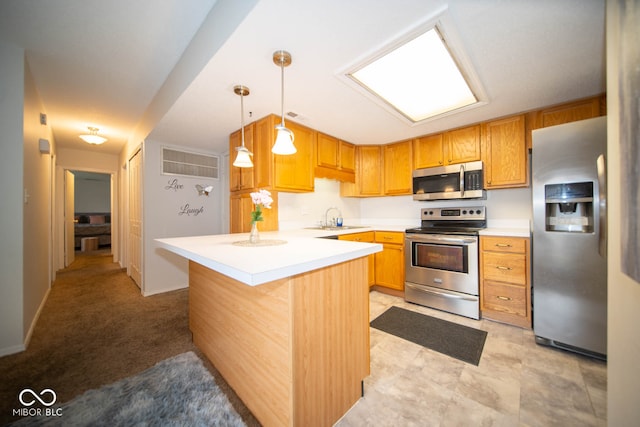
xmin=274 ymin=120 xmax=315 ymax=192
xmin=537 ymin=97 xmax=602 ymax=128
xmin=444 ymin=125 xmax=481 ymax=164
xmin=339 ymin=141 xmax=356 ymax=173
xmin=413 ymin=134 xmax=444 ymax=169
xmin=358 ymin=146 xmax=383 ymax=196
xmin=374 ymin=243 xmax=404 ymax=290
xmin=229 ymin=193 xmax=252 ymax=233
xmin=316 ymin=132 xmax=339 ymax=168
xmin=229 ymin=124 xmax=255 ymax=192
xmin=482 ymin=114 xmax=527 ymax=189
xmin=383 ymin=140 xmax=412 ymax=195
xmin=230 ymin=192 xmax=279 ymax=233
xmin=253 ymin=115 xmax=276 ymax=189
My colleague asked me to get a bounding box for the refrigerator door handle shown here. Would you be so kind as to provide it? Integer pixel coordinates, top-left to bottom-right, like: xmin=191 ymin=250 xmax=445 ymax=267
xmin=597 ymin=154 xmax=607 ymax=258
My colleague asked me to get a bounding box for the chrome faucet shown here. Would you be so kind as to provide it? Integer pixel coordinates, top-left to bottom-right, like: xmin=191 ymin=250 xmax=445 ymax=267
xmin=324 ymin=207 xmax=342 ymax=227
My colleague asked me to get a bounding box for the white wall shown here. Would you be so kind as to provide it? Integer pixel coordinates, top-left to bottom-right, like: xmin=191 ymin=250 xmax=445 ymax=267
xmin=143 ymin=140 xmax=223 ymax=295
xmin=74 ymin=173 xmax=111 ymax=212
xmin=0 ymin=41 xmax=25 ymax=356
xmin=22 ymin=58 xmax=56 ymax=352
xmin=280 ymin=177 xmax=532 ymax=230
xmin=606 ymin=1 xmax=640 ymax=423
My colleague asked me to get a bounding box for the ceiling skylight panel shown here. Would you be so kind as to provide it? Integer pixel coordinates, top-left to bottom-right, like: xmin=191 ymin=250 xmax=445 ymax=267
xmin=349 ymin=27 xmax=479 ymax=123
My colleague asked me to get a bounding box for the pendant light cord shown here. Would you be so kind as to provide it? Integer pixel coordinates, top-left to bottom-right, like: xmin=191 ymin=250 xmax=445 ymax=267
xmin=280 ymin=59 xmax=286 ymax=127
xmin=240 ymin=88 xmax=246 ymax=147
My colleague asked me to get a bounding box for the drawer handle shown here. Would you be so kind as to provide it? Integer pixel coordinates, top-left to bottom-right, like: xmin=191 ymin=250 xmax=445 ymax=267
xmin=495 ymin=243 xmax=512 ymax=248
xmin=496 ymin=295 xmax=512 ymax=301
xmin=496 ymin=266 xmax=512 ymax=271
xmin=384 ymin=236 xmax=394 ymax=240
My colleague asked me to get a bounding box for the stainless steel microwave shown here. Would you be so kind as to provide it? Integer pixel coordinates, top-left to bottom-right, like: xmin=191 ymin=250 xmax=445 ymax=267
xmin=412 ymin=161 xmax=486 ymax=201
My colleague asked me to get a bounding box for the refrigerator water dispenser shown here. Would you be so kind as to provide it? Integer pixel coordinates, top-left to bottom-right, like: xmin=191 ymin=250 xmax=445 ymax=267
xmin=544 ymin=182 xmax=594 ymax=233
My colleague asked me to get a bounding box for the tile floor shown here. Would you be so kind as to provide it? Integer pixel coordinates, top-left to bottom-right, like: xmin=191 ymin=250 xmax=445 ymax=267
xmin=336 ymin=291 xmax=607 ymax=427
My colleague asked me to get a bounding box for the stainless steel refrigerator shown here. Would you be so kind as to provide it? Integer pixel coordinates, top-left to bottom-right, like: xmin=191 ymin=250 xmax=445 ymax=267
xmin=532 ymin=116 xmax=607 ymax=359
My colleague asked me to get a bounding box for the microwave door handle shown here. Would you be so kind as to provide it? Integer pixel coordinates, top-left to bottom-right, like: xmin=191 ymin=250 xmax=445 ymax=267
xmin=459 ymin=164 xmax=465 ymax=196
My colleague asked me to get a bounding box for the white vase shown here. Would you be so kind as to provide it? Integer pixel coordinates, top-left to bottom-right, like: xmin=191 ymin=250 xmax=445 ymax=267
xmin=249 ymin=222 xmax=260 ymax=244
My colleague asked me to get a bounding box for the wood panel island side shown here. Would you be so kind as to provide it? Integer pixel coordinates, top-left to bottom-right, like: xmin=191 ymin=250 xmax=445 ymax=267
xmin=156 ymin=231 xmax=382 ymax=427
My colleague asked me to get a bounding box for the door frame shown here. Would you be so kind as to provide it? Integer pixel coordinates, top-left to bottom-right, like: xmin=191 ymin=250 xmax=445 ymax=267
xmin=54 ymin=166 xmax=117 ymax=271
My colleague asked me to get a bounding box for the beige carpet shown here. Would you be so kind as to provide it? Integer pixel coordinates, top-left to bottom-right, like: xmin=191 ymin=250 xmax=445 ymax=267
xmin=0 ymin=251 xmax=259 ymax=426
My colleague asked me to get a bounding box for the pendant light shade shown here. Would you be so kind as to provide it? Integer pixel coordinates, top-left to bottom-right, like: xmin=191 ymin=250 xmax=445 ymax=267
xmin=79 ymin=126 xmax=107 ymax=145
xmin=232 ymin=85 xmax=253 ymax=168
xmin=272 ymin=50 xmax=296 ymax=155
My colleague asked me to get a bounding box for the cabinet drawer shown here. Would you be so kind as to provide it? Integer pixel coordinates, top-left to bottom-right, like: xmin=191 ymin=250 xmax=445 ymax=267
xmin=482 ymin=252 xmax=526 ymax=285
xmin=481 ymin=236 xmax=527 ymax=254
xmin=338 ymin=231 xmax=374 ymax=242
xmin=482 ymin=281 xmax=527 ymax=317
xmin=374 ymin=231 xmax=404 ymax=245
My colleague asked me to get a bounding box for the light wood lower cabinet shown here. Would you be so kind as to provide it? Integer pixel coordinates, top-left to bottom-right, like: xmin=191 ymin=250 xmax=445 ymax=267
xmin=189 ymin=257 xmax=370 ymax=427
xmin=374 ymin=231 xmax=404 ymax=291
xmin=338 ymin=231 xmax=375 ymax=287
xmin=229 ymin=192 xmax=278 ymax=233
xmin=480 ymin=236 xmax=531 ymax=328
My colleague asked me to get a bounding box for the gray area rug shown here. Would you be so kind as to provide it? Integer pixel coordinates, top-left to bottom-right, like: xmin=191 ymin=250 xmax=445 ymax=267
xmin=11 ymin=351 xmax=246 ymax=426
xmin=371 ymin=306 xmax=487 ymax=365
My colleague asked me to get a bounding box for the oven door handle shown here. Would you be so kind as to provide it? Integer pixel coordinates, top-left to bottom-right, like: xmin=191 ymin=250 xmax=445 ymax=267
xmin=406 ymin=235 xmax=476 ymax=245
xmin=406 ymin=283 xmax=478 ymax=301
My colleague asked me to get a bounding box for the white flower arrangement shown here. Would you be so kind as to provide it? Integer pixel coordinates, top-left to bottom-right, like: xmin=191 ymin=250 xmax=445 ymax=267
xmin=250 ymin=189 xmax=273 ymax=223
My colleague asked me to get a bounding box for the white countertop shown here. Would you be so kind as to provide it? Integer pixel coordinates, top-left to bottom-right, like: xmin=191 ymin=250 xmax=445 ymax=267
xmin=156 ymin=228 xmax=384 ymax=287
xmin=480 ymin=219 xmax=531 ymax=238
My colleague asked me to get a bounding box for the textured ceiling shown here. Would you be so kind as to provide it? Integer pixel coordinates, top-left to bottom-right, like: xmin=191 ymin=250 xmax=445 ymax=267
xmin=0 ymin=0 xmax=606 ymax=156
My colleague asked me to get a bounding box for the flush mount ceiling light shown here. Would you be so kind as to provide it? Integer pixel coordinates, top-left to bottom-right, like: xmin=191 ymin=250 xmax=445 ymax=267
xmin=347 ymin=23 xmax=484 ymax=124
xmin=232 ymin=85 xmax=253 ymax=168
xmin=79 ymin=126 xmax=107 ymax=145
xmin=271 ymin=50 xmax=296 ymax=155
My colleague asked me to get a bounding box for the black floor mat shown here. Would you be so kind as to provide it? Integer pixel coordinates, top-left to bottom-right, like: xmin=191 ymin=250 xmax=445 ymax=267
xmin=370 ymin=306 xmax=487 ymax=365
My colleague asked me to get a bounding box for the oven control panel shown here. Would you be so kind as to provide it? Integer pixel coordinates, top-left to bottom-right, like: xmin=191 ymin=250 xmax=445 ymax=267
xmin=420 ymin=206 xmax=485 ymax=221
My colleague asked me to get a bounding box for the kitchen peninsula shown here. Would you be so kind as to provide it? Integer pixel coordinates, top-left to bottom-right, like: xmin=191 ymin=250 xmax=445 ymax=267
xmin=156 ymin=230 xmax=382 ymax=427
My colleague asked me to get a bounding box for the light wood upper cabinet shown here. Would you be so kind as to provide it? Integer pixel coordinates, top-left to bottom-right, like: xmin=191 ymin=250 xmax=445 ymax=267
xmin=383 ymin=140 xmax=412 ymax=195
xmin=444 ymin=124 xmax=481 ymax=165
xmin=232 ymin=114 xmax=315 ymax=193
xmin=315 ymin=132 xmax=356 ymax=182
xmin=536 ymin=97 xmax=603 ymax=128
xmin=413 ymin=125 xmax=480 ymax=170
xmin=253 ymin=115 xmax=276 ymax=189
xmin=482 ymin=114 xmax=527 ymax=189
xmin=413 ymin=134 xmax=444 ymax=169
xmin=274 ymin=120 xmax=315 ymax=192
xmin=339 ymin=141 xmax=356 ymax=173
xmin=229 ymin=123 xmax=255 ymax=192
xmin=341 ymin=145 xmax=383 ymax=197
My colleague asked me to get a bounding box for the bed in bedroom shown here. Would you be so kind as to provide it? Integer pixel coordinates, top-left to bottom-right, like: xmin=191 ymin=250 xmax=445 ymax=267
xmin=74 ymin=213 xmax=111 ymax=249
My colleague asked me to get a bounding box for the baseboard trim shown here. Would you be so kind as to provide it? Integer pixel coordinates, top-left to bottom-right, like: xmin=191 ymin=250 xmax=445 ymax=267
xmin=0 ymin=343 xmax=26 ymax=357
xmin=22 ymin=285 xmax=52 ymax=351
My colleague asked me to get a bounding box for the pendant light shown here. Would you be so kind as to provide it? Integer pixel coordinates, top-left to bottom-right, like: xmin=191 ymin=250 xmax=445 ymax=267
xmin=232 ymin=85 xmax=253 ymax=168
xmin=271 ymin=50 xmax=296 ymax=155
xmin=79 ymin=126 xmax=107 ymax=145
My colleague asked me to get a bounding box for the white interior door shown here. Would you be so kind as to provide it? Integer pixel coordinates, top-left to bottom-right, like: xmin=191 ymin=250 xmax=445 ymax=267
xmin=128 ymin=148 xmax=143 ymax=289
xmin=64 ymin=170 xmax=75 ymax=267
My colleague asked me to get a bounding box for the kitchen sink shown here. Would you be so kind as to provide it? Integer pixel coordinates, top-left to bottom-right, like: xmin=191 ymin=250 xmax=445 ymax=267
xmin=305 ymin=225 xmax=370 ymax=231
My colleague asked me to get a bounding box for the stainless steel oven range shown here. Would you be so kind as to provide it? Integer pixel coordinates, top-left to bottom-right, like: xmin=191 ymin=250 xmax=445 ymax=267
xmin=405 ymin=206 xmax=486 ymax=319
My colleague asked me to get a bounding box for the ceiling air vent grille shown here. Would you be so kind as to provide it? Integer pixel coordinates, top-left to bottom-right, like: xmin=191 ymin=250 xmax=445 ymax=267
xmin=162 ymin=148 xmax=219 ymax=179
